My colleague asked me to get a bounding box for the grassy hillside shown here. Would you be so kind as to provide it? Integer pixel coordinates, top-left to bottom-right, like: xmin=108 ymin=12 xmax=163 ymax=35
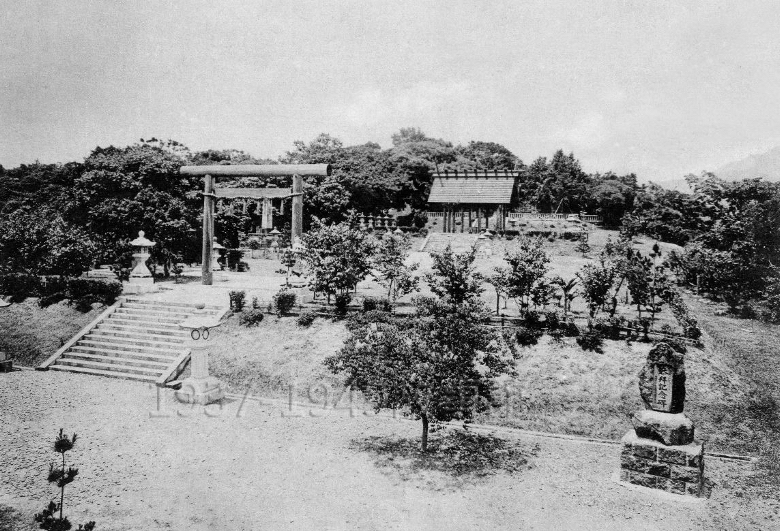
xmin=0 ymin=299 xmax=105 ymax=367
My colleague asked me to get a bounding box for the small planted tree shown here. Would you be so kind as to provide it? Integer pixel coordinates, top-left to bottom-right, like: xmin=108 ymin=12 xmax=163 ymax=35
xmin=551 ymin=276 xmax=578 ymax=319
xmin=301 ymin=220 xmax=375 ymax=304
xmin=326 ymin=298 xmax=516 ymax=452
xmin=424 ymin=244 xmax=484 ymax=305
xmin=34 ymin=429 xmax=95 ymax=531
xmin=487 ymin=266 xmax=510 ymax=315
xmin=373 ymin=233 xmax=419 ymax=305
xmin=577 ymin=258 xmax=616 ymax=318
xmin=280 ymin=248 xmax=297 ymax=286
xmin=504 ymin=236 xmax=550 ymax=315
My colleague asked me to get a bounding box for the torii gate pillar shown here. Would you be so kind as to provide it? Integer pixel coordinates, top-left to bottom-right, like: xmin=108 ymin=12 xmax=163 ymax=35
xmin=292 ymin=174 xmax=303 ymax=243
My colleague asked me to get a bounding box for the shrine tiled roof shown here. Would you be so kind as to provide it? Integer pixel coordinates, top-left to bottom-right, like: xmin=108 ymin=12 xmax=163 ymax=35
xmin=427 ymin=171 xmax=518 ymax=204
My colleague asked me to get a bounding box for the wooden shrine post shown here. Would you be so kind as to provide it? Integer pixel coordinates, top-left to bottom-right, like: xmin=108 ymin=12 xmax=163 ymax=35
xmin=292 ymin=174 xmax=303 ymax=243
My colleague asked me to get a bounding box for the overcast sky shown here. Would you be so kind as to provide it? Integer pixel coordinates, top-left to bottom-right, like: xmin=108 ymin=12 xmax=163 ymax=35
xmin=2 ymin=1 xmax=779 ymax=182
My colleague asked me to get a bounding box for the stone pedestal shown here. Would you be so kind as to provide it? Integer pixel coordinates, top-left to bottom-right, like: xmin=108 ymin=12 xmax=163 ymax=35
xmin=633 ymin=410 xmax=695 ymax=446
xmin=620 ymin=431 xmax=710 ymax=497
xmin=175 ymin=343 xmax=225 ymax=405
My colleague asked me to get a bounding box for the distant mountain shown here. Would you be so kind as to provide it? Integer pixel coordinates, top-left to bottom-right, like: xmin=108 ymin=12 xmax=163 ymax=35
xmin=715 ymin=146 xmax=780 ymax=182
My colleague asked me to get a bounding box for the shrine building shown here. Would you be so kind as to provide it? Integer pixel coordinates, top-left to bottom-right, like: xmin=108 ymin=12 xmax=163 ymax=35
xmin=426 ymin=169 xmax=520 ymax=232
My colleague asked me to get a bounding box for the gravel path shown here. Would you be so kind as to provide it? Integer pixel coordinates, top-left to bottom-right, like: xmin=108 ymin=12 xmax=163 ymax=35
xmin=0 ymin=370 xmax=776 ymax=530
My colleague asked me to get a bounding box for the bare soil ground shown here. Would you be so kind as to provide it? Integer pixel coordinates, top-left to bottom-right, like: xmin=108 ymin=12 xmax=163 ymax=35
xmin=1 ymin=370 xmax=777 ymax=531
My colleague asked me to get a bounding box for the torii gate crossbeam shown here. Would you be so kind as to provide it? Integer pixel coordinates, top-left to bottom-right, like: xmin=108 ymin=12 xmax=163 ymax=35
xmin=180 ymin=164 xmax=331 ymax=285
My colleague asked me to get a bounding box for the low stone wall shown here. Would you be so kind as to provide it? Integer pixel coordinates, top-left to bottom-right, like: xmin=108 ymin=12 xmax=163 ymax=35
xmin=620 ymin=430 xmax=710 ymax=497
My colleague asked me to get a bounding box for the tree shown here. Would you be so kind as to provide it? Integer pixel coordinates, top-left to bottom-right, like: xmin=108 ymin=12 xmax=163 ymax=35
xmin=503 ymin=236 xmax=550 ymax=314
xmin=34 ymin=429 xmax=95 ymax=531
xmin=325 ymin=298 xmax=514 ymax=452
xmin=551 ymin=276 xmax=578 ymax=319
xmin=424 ymin=244 xmax=483 ymax=305
xmin=301 ymin=220 xmax=375 ymax=303
xmin=577 ymin=258 xmax=617 ymax=318
xmin=0 ymin=209 xmax=97 ymax=277
xmin=373 ymin=233 xmax=419 ymax=304
xmin=487 ymin=266 xmax=511 ymax=315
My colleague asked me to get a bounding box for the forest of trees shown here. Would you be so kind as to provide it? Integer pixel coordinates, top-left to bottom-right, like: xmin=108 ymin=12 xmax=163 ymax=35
xmin=1 ymin=129 xmax=778 ymax=321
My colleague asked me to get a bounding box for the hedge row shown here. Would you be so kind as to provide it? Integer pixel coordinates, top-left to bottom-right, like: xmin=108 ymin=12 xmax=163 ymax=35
xmin=0 ymin=273 xmax=122 ymax=309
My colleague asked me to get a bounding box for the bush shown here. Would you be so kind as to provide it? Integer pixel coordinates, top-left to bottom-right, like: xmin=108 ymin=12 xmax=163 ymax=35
xmin=562 ymin=321 xmax=580 ymax=337
xmin=252 ymin=296 xmax=261 ymax=310
xmin=239 ymin=309 xmax=264 ymax=327
xmin=544 ymin=311 xmax=562 ymax=330
xmin=593 ymin=317 xmax=623 ymax=340
xmin=576 ymin=329 xmax=604 ymax=352
xmin=523 ymin=310 xmax=542 ymax=329
xmin=345 ymin=309 xmax=400 ymax=332
xmin=74 ymin=296 xmax=94 ymax=313
xmin=65 ymin=278 xmax=122 ymax=305
xmin=297 ymin=310 xmax=317 ymax=327
xmin=335 ymin=293 xmax=352 ymax=315
xmin=362 ymin=296 xmax=393 ymax=312
xmin=515 ymin=325 xmax=543 ymax=346
xmin=419 ymin=228 xmax=429 ymax=237
xmin=273 ymin=288 xmax=297 ymax=316
xmin=38 ymin=292 xmax=66 ymax=308
xmin=229 ymin=290 xmax=246 ymax=312
xmin=0 ymin=274 xmax=121 ymax=306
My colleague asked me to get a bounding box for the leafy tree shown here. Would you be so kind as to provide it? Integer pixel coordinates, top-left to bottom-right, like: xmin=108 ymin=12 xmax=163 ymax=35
xmin=424 ymin=244 xmax=483 ymax=305
xmin=325 ymin=297 xmax=514 ymax=452
xmin=373 ymin=233 xmax=419 ymax=304
xmin=34 ymin=429 xmax=95 ymax=531
xmin=551 ymin=276 xmax=578 ymax=319
xmin=0 ymin=210 xmax=97 ymax=276
xmin=301 ymin=220 xmax=375 ymax=303
xmin=503 ymin=236 xmax=550 ymax=314
xmin=487 ymin=266 xmax=511 ymax=315
xmin=456 ymin=141 xmax=522 ymax=171
xmin=577 ymin=258 xmax=617 ymax=318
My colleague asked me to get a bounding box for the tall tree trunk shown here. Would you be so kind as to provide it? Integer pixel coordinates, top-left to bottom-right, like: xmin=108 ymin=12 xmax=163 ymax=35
xmin=421 ymin=414 xmax=429 ymax=453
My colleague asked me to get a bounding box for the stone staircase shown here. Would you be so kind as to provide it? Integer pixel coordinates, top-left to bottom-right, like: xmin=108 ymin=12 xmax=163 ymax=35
xmin=421 ymin=233 xmax=482 ymax=254
xmin=41 ymin=298 xmax=224 ymax=385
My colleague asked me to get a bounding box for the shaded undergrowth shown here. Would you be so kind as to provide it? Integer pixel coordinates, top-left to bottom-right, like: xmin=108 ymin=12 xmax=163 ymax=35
xmin=351 ymin=429 xmax=535 ymax=489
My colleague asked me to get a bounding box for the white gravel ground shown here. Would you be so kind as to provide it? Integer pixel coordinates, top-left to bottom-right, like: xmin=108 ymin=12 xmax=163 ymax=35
xmin=1 ymin=370 xmax=777 ymax=530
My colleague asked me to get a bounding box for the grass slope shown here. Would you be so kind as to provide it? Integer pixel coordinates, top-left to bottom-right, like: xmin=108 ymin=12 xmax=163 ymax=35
xmin=0 ymin=299 xmax=104 ymax=366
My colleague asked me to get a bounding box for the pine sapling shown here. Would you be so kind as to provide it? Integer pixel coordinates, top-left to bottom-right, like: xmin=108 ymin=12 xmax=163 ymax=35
xmin=34 ymin=428 xmax=95 ymax=531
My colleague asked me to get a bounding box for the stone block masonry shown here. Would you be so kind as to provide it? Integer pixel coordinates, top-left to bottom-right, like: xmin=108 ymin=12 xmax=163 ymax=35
xmin=620 ymin=430 xmax=711 ymax=498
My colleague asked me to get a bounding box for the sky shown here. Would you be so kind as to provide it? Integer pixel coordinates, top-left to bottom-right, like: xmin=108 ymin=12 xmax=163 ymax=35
xmin=2 ymin=0 xmax=780 ymax=182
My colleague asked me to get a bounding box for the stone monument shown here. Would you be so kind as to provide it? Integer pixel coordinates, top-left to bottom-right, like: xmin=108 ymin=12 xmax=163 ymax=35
xmin=123 ymin=231 xmax=159 ymax=294
xmin=175 ymin=303 xmax=225 ymax=405
xmin=0 ymin=351 xmax=12 ymax=373
xmin=619 ymin=341 xmax=711 ymax=497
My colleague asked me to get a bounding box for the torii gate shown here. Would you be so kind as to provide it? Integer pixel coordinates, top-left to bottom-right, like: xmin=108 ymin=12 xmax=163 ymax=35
xmin=180 ymin=164 xmax=331 ymax=285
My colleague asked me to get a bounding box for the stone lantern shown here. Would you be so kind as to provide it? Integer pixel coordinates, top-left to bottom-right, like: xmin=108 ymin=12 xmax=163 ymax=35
xmin=124 ymin=231 xmax=158 ymax=294
xmin=175 ymin=303 xmax=225 ymax=405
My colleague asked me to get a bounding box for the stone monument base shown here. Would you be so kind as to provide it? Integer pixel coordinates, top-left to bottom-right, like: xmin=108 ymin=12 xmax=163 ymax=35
xmin=123 ymin=277 xmax=158 ymax=294
xmin=175 ymin=376 xmax=225 ymax=405
xmin=633 ymin=409 xmax=695 ymax=445
xmin=0 ymin=360 xmax=13 ymax=372
xmin=619 ymin=430 xmax=711 ymax=498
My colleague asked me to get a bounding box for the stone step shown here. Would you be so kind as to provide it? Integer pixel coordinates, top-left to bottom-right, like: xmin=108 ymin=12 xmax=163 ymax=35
xmin=121 ymin=302 xmax=222 ymax=315
xmin=108 ymin=312 xmax=186 ymax=325
xmin=123 ymin=298 xmax=223 ymax=310
xmin=61 ymin=351 xmax=171 ymax=369
xmin=77 ymin=338 xmax=182 ymax=355
xmin=106 ymin=317 xmax=186 ymax=329
xmin=52 ymin=358 xmax=164 ymax=377
xmin=70 ymin=345 xmax=179 ymax=362
xmin=48 ymin=364 xmax=159 ymax=383
xmin=114 ymin=307 xmax=193 ymax=319
xmin=88 ymin=329 xmax=186 ymax=346
xmin=96 ymin=323 xmax=190 ymax=338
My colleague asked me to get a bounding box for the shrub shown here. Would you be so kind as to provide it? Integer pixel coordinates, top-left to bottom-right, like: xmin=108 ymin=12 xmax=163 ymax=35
xmin=251 ymin=296 xmax=261 ymax=310
xmin=419 ymin=228 xmax=429 ymax=237
xmin=515 ymin=325 xmax=543 ymax=346
xmin=273 ymin=288 xmax=297 ymax=316
xmin=335 ymin=293 xmax=352 ymax=315
xmin=544 ymin=311 xmax=562 ymax=330
xmin=38 ymin=292 xmax=67 ymax=308
xmin=548 ymin=328 xmax=565 ymax=344
xmin=65 ymin=278 xmax=122 ymax=305
xmin=297 ymin=310 xmax=317 ymax=327
xmin=576 ymin=329 xmax=604 ymax=352
xmin=74 ymin=296 xmax=94 ymax=313
xmin=523 ymin=310 xmax=543 ymax=329
xmin=593 ymin=317 xmax=622 ymax=340
xmin=345 ymin=309 xmax=400 ymax=332
xmin=239 ymin=309 xmax=264 ymax=327
xmin=362 ymin=296 xmax=393 ymax=312
xmin=229 ymin=290 xmax=246 ymax=312
xmin=562 ymin=321 xmax=580 ymax=337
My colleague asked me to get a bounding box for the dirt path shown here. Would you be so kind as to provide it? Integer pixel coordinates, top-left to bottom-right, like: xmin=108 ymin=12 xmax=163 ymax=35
xmin=0 ymin=371 xmax=776 ymax=530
